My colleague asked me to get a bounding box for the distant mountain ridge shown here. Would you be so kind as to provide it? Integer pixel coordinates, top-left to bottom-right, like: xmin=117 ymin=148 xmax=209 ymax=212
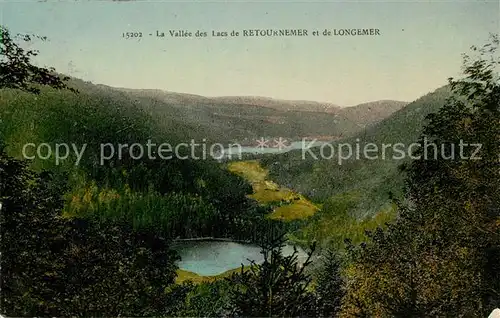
xmin=211 ymin=96 xmax=406 ymax=117
xmin=211 ymin=96 xmax=342 ymax=113
xmin=110 ymin=86 xmax=407 ymax=140
xmin=22 ymin=78 xmax=407 ymax=144
xmin=114 ymin=87 xmax=407 ymax=114
xmin=261 ymin=85 xmax=452 ymax=218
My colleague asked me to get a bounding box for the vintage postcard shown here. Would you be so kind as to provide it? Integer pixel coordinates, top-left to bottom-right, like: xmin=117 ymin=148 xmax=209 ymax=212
xmin=1 ymin=1 xmax=499 ymax=317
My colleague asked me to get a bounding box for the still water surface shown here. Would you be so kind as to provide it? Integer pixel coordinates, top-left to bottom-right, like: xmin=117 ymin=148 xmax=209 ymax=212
xmin=173 ymin=240 xmax=307 ymax=276
xmin=217 ymin=140 xmax=328 ymax=158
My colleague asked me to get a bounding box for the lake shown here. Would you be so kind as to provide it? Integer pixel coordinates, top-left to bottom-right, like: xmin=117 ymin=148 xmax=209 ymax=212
xmin=215 ymin=139 xmax=328 ymax=159
xmin=172 ymin=240 xmax=308 ymax=276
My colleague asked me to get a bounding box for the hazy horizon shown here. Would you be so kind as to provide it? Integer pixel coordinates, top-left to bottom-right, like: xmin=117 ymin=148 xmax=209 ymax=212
xmin=110 ymin=83 xmax=410 ymax=107
xmin=1 ymin=1 xmax=498 ymax=105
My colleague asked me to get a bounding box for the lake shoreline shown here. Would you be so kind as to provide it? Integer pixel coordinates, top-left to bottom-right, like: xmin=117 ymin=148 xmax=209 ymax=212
xmin=172 ymin=237 xmax=252 ymax=244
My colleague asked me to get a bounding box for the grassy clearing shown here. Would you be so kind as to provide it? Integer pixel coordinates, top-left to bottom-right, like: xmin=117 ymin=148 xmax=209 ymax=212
xmin=227 ymin=160 xmax=319 ymax=221
xmin=227 ymin=161 xmax=268 ymax=183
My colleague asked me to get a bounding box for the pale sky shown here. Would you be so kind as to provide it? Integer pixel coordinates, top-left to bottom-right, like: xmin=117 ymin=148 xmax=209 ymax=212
xmin=1 ymin=1 xmax=499 ymax=106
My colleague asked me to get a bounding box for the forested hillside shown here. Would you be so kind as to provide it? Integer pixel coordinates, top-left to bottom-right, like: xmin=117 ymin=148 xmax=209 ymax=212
xmin=113 ymin=88 xmax=406 ymax=143
xmin=0 ymin=78 xmax=285 ymax=241
xmin=1 ymin=23 xmax=498 ymax=318
xmin=262 ymin=85 xmax=452 ymax=218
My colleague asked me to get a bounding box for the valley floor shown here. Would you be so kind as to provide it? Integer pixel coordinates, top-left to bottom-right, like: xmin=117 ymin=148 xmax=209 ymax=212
xmin=227 ymin=160 xmax=319 ymax=221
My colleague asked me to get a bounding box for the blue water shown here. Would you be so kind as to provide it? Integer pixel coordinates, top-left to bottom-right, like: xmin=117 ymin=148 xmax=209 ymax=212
xmin=173 ymin=240 xmax=308 ymax=276
xmin=216 ymin=140 xmax=328 ymax=158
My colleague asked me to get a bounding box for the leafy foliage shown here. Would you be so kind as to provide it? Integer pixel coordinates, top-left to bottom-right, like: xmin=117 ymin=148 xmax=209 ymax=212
xmin=0 ymin=149 xmax=69 ymax=315
xmin=3 ymin=22 xmax=499 ymax=317
xmin=0 ymin=26 xmax=182 ymax=316
xmin=165 ymin=279 xmax=236 ymax=317
xmin=315 ymin=248 xmax=346 ymax=317
xmin=0 ymin=151 xmax=180 ymax=316
xmin=342 ymin=35 xmax=500 ymax=317
xmin=287 ymin=192 xmax=396 ymax=250
xmin=0 ymin=26 xmax=76 ymax=94
xmin=226 ymin=234 xmax=320 ymax=317
xmin=0 ymin=37 xmax=276 ymax=244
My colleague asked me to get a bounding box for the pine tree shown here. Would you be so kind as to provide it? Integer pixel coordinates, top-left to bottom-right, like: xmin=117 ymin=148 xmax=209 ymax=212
xmin=342 ymin=35 xmax=500 ymax=317
xmin=226 ymin=233 xmax=318 ymax=317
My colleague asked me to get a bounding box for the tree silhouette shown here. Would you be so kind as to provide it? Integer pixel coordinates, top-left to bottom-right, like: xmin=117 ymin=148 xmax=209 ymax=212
xmin=342 ymin=34 xmax=500 ymax=317
xmin=226 ymin=232 xmax=320 ymax=317
xmin=0 ymin=25 xmax=76 ymax=94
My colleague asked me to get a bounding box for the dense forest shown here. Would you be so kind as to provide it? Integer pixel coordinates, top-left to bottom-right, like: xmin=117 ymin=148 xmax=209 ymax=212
xmin=1 ymin=24 xmax=499 ymax=317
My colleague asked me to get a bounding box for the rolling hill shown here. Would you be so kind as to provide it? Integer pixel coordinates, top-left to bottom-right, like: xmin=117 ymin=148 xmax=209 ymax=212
xmin=112 ymin=87 xmax=407 ymax=143
xmin=5 ymin=77 xmax=405 ymax=146
xmin=0 ymin=75 xmax=280 ymax=244
xmin=211 ymin=96 xmax=342 ymax=113
xmin=0 ymin=75 xmax=407 ymax=160
xmin=340 ymin=100 xmax=410 ymax=128
xmin=0 ymin=73 xmax=413 ymax=226
xmin=261 ymin=85 xmax=452 ymax=219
